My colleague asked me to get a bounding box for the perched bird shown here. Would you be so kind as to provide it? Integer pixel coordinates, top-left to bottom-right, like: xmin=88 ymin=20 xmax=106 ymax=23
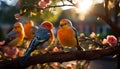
xmin=20 ymin=21 xmax=54 ymax=65
xmin=23 ymin=20 xmax=38 ymax=48
xmin=0 ymin=22 xmax=25 ymax=47
xmin=23 ymin=20 xmax=38 ymax=40
xmin=57 ymin=19 xmax=82 ymax=50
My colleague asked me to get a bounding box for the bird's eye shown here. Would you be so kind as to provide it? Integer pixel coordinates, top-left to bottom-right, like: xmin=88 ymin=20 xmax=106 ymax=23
xmin=46 ymin=25 xmax=49 ymax=27
xmin=65 ymin=23 xmax=67 ymax=25
xmin=35 ymin=36 xmax=38 ymax=39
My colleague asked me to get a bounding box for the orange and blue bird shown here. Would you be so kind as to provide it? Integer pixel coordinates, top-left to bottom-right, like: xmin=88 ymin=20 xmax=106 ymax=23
xmin=20 ymin=21 xmax=54 ymax=65
xmin=57 ymin=19 xmax=82 ymax=50
xmin=0 ymin=22 xmax=25 ymax=47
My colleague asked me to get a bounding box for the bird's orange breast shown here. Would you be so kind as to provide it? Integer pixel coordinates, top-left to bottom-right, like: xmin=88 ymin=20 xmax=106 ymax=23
xmin=24 ymin=25 xmax=33 ymax=40
xmin=57 ymin=27 xmax=77 ymax=47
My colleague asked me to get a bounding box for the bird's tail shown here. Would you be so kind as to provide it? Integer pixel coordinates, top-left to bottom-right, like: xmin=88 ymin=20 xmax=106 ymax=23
xmin=20 ymin=37 xmax=39 ymax=66
xmin=20 ymin=38 xmax=37 ymax=66
xmin=20 ymin=47 xmax=32 ymax=66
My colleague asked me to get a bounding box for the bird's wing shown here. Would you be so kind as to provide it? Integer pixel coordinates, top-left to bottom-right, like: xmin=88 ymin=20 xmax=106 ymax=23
xmin=20 ymin=28 xmax=51 ymax=65
xmin=34 ymin=27 xmax=51 ymax=46
xmin=27 ymin=28 xmax=50 ymax=51
xmin=72 ymin=26 xmax=83 ymax=50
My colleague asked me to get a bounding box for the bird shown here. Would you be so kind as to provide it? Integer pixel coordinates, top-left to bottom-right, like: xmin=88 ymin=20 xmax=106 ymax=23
xmin=20 ymin=21 xmax=54 ymax=65
xmin=23 ymin=20 xmax=38 ymax=49
xmin=23 ymin=20 xmax=38 ymax=40
xmin=0 ymin=22 xmax=25 ymax=47
xmin=57 ymin=19 xmax=82 ymax=51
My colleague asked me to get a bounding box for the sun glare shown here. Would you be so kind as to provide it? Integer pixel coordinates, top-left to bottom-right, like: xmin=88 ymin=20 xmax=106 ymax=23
xmin=76 ymin=0 xmax=93 ymax=14
xmin=58 ymin=1 xmax=75 ymax=10
xmin=95 ymin=0 xmax=104 ymax=4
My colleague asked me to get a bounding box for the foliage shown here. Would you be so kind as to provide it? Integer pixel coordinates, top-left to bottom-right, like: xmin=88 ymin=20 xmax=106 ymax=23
xmin=16 ymin=0 xmax=62 ymax=23
xmin=28 ymin=8 xmax=62 ymax=23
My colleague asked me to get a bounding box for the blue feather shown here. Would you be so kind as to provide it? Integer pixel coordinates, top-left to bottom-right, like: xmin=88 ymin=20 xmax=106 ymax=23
xmin=20 ymin=27 xmax=51 ymax=66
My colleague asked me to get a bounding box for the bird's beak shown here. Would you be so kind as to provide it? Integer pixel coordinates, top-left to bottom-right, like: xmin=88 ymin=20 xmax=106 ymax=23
xmin=7 ymin=30 xmax=18 ymax=37
xmin=60 ymin=24 xmax=64 ymax=27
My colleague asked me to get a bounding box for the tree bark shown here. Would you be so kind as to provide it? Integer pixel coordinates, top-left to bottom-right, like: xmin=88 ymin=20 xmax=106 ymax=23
xmin=0 ymin=46 xmax=120 ymax=69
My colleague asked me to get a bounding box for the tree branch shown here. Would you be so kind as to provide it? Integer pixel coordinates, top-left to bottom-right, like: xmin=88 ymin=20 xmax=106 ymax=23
xmin=0 ymin=46 xmax=120 ymax=69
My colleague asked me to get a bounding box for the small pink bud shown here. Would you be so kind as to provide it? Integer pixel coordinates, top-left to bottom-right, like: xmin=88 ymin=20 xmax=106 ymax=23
xmin=66 ymin=64 xmax=72 ymax=69
xmin=52 ymin=47 xmax=59 ymax=52
xmin=14 ymin=13 xmax=21 ymax=20
xmin=50 ymin=62 xmax=58 ymax=68
xmin=0 ymin=40 xmax=5 ymax=45
xmin=0 ymin=54 xmax=2 ymax=59
xmin=102 ymin=39 xmax=108 ymax=45
xmin=79 ymin=33 xmax=85 ymax=38
xmin=90 ymin=32 xmax=96 ymax=38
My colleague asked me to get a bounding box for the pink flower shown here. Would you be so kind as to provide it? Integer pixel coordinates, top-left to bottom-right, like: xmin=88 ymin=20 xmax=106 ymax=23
xmin=38 ymin=1 xmax=48 ymax=9
xmin=90 ymin=32 xmax=96 ymax=38
xmin=106 ymin=35 xmax=117 ymax=47
xmin=3 ymin=47 xmax=19 ymax=58
xmin=38 ymin=0 xmax=52 ymax=9
xmin=14 ymin=13 xmax=21 ymax=20
xmin=44 ymin=0 xmax=51 ymax=5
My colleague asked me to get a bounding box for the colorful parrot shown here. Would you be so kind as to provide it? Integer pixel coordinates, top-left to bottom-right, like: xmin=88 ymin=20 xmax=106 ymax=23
xmin=0 ymin=22 xmax=25 ymax=47
xmin=23 ymin=20 xmax=38 ymax=40
xmin=20 ymin=21 xmax=54 ymax=65
xmin=57 ymin=19 xmax=82 ymax=51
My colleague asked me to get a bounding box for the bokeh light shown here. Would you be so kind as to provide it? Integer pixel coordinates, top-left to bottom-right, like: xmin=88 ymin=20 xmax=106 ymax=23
xmin=76 ymin=0 xmax=93 ymax=14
